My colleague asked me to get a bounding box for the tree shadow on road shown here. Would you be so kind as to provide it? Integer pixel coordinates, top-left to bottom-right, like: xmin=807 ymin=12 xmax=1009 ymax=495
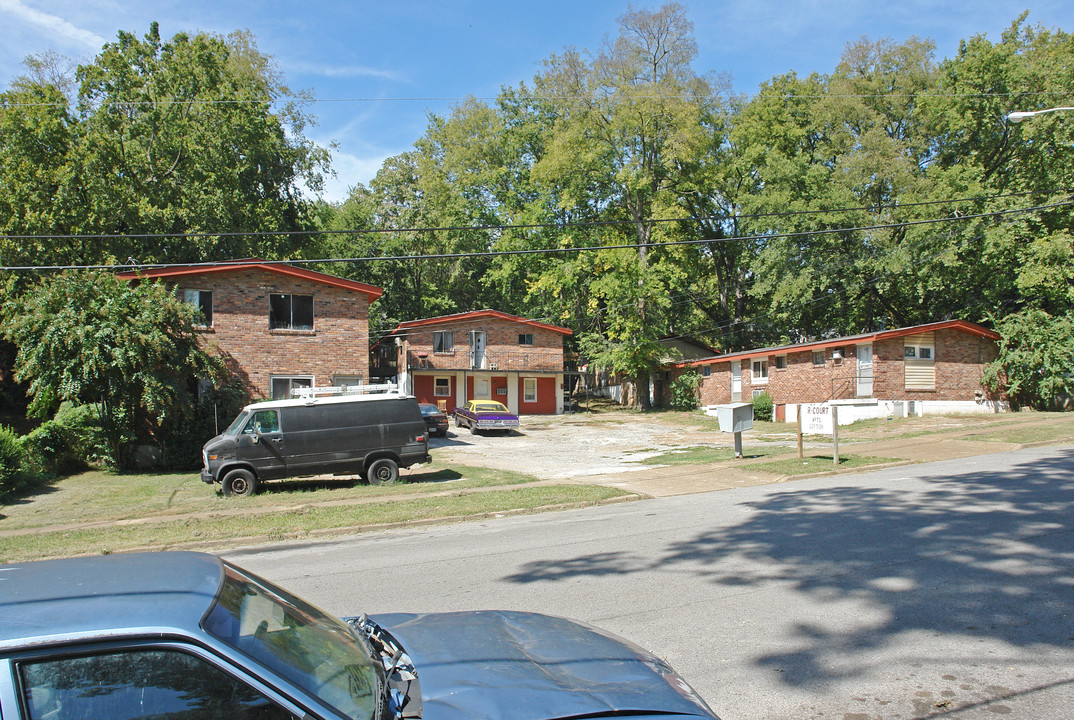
xmin=504 ymin=448 xmax=1074 ymax=687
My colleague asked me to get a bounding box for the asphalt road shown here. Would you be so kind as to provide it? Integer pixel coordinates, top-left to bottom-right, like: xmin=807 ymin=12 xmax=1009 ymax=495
xmin=225 ymin=444 xmax=1074 ymax=720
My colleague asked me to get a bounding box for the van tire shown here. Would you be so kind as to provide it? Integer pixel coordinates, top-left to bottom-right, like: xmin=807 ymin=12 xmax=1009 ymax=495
xmin=222 ymin=469 xmax=258 ymax=497
xmin=367 ymin=458 xmax=399 ymax=485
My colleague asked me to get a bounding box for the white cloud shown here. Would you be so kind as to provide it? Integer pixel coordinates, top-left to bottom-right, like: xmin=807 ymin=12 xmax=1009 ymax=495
xmin=320 ymin=149 xmax=393 ymax=204
xmin=0 ymin=0 xmax=106 ymax=50
xmin=288 ymin=60 xmax=405 ymax=82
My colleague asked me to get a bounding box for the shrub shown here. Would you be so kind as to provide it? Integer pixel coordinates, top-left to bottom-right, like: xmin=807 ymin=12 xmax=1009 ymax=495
xmin=159 ymin=381 xmax=251 ymax=469
xmin=19 ymin=403 xmax=106 ymax=476
xmin=752 ymin=392 xmax=774 ymax=422
xmin=0 ymin=424 xmax=25 ymax=496
xmin=669 ymin=370 xmax=702 ymax=410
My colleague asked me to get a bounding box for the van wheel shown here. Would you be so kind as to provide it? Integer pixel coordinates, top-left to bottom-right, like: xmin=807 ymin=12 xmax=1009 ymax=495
xmin=222 ymin=469 xmax=258 ymax=497
xmin=366 ymin=458 xmax=399 ymax=486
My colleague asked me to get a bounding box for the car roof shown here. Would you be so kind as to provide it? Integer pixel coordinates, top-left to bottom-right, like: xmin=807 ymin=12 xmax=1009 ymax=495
xmin=0 ymin=552 xmax=224 ymax=650
xmin=243 ymin=392 xmax=418 ymax=413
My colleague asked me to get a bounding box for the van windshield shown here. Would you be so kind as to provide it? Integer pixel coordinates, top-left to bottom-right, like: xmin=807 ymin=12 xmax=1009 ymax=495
xmin=224 ymin=411 xmax=250 ymax=435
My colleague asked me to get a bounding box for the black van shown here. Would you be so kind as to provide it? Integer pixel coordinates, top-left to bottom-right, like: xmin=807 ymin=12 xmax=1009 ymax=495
xmin=201 ymin=392 xmax=430 ymax=496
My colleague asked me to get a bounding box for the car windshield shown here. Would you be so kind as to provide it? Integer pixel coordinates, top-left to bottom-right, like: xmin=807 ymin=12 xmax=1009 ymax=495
xmin=204 ymin=562 xmax=382 ymax=720
xmin=224 ymin=411 xmax=250 ymax=435
xmin=419 ymin=404 xmax=439 ymax=416
xmin=474 ymin=402 xmax=508 ymax=412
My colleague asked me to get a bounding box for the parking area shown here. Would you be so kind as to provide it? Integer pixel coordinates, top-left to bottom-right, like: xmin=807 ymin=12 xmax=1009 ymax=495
xmin=428 ymin=411 xmax=729 ymax=479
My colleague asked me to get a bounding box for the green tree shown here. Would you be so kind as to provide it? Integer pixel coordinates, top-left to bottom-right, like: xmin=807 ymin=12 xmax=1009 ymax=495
xmin=0 ymin=24 xmax=329 ymax=267
xmin=1 ymin=272 xmax=225 ymax=470
xmin=982 ymin=309 xmax=1074 ymax=409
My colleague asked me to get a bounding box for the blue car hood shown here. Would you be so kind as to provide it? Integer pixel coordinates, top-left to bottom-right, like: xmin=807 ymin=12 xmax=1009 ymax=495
xmin=369 ymin=610 xmax=715 ymax=720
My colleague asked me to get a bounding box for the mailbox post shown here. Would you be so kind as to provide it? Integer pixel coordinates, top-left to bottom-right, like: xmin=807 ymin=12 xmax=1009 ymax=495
xmin=715 ymin=402 xmax=754 ymax=458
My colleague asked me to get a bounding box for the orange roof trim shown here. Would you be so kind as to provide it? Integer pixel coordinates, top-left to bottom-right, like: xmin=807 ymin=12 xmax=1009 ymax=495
xmin=117 ymin=260 xmax=383 ymax=301
xmin=394 ymin=310 xmax=573 ymax=335
xmin=678 ymin=320 xmax=999 ymax=368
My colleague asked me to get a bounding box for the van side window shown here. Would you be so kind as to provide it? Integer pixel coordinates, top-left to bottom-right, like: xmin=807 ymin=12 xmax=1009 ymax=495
xmin=245 ymin=410 xmax=280 ymax=434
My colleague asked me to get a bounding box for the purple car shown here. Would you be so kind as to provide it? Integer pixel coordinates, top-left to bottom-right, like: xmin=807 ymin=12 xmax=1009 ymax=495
xmin=453 ymin=400 xmax=520 ymax=434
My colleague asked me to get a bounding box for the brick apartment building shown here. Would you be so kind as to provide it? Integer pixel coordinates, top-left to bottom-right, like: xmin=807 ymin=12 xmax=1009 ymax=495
xmin=119 ymin=261 xmax=382 ymax=399
xmin=672 ymin=320 xmax=1005 ymax=422
xmin=383 ymin=310 xmax=573 ymax=415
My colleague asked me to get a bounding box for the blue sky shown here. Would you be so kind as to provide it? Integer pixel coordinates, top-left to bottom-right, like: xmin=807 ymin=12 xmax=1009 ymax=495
xmin=2 ymin=1 xmax=1072 ymax=203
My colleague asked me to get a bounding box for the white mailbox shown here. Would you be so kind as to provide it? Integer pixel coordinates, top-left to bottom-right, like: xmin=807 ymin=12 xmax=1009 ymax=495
xmin=716 ymin=402 xmax=754 ymax=433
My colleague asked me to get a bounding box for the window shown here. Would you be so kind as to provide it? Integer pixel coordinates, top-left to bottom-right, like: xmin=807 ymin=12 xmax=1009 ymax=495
xmin=183 ymin=289 xmax=213 ymax=326
xmin=333 ymin=375 xmax=362 ymax=388
xmin=752 ymin=388 xmax=767 ymax=398
xmin=244 ymin=409 xmax=280 ymax=434
xmin=434 ymin=377 xmax=451 ymax=397
xmin=433 ymin=331 xmax=454 ymax=353
xmin=523 ymin=377 xmax=537 ymax=402
xmin=269 ymin=293 xmax=313 ymax=330
xmin=702 ymin=365 xmax=711 ymax=377
xmin=20 ymin=648 xmax=292 ymax=720
xmin=752 ymin=359 xmax=769 ymax=383
xmin=775 ymin=355 xmax=787 ymax=370
xmin=271 ymin=376 xmax=312 ymax=400
xmin=904 ymin=346 xmax=917 ymax=358
xmin=812 ymin=351 xmax=825 ymax=367
xmin=518 ymin=333 xmax=534 ymax=345
xmin=919 ymin=347 xmax=933 ymax=359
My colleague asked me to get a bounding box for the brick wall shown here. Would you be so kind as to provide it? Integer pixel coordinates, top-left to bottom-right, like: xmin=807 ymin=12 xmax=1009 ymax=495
xmin=175 ymin=269 xmax=371 ymax=398
xmin=404 ymin=318 xmax=564 ymax=372
xmin=689 ymin=329 xmax=998 ymax=406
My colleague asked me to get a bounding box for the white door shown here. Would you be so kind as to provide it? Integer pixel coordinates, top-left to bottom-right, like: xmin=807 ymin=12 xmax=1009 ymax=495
xmin=857 ymin=344 xmax=874 ymax=397
xmin=475 ymin=377 xmax=491 ymax=400
xmin=731 ymin=361 xmax=741 ymax=402
xmin=470 ymin=331 xmax=486 ymax=369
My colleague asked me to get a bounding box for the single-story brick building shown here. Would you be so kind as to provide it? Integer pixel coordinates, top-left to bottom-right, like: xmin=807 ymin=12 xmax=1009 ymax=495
xmin=672 ymin=320 xmax=1006 ymax=422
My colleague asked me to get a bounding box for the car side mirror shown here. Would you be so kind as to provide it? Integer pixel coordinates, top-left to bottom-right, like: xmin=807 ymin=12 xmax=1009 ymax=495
xmin=251 ymin=434 xmax=260 ymax=445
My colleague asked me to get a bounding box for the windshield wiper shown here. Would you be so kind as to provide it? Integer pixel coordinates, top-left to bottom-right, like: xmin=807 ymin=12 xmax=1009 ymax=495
xmin=348 ymin=614 xmax=423 ymax=720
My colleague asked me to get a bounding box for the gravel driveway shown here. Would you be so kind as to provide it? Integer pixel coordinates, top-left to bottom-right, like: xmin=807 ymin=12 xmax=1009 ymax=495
xmin=427 ymin=411 xmax=728 ymax=479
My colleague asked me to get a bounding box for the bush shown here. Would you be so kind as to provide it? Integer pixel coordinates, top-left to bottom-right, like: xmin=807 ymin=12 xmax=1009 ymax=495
xmin=159 ymin=381 xmax=251 ymax=469
xmin=0 ymin=424 xmax=26 ymax=496
xmin=752 ymin=392 xmax=774 ymax=422
xmin=669 ymin=370 xmax=702 ymax=410
xmin=19 ymin=403 xmax=103 ymax=476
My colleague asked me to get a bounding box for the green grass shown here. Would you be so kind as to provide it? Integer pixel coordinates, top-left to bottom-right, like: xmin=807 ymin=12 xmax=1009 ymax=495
xmin=0 ymin=462 xmax=539 ymax=531
xmin=962 ymin=416 xmax=1074 ymax=445
xmin=0 ymin=484 xmax=629 ymax=563
xmin=747 ymin=455 xmax=902 ymax=476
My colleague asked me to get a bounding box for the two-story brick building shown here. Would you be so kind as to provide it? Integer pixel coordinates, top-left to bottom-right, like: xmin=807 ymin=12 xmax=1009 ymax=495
xmin=119 ymin=261 xmax=382 ymax=400
xmin=383 ymin=310 xmax=573 ymax=415
xmin=673 ymin=320 xmax=1006 ymax=422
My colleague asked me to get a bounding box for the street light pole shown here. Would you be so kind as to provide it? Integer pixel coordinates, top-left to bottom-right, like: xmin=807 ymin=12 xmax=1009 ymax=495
xmin=1007 ymin=106 xmax=1074 ymax=123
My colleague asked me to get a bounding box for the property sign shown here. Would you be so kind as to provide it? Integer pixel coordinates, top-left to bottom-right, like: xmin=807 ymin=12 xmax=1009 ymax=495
xmin=801 ymin=403 xmax=834 ymax=435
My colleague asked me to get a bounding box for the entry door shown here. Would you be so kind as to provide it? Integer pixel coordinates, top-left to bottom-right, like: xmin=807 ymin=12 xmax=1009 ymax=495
xmin=857 ymin=344 xmax=874 ymax=397
xmin=731 ymin=361 xmax=742 ymax=402
xmin=470 ymin=331 xmax=486 ymax=369
xmin=475 ymin=377 xmax=491 ymax=400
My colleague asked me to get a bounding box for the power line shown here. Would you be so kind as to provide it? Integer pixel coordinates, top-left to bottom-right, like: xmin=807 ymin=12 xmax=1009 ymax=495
xmin=1 ymin=198 xmax=1068 ymax=273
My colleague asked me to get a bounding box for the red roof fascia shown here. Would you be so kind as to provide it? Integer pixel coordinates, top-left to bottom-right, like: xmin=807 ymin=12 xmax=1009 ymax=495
xmin=117 ymin=260 xmax=384 ymax=301
xmin=678 ymin=320 xmax=999 ymax=368
xmin=394 ymin=310 xmax=573 ymax=336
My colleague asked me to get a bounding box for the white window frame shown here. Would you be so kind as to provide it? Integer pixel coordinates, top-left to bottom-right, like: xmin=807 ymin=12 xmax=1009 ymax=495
xmin=433 ymin=331 xmax=454 ymax=354
xmin=433 ymin=377 xmax=451 ymax=397
xmin=182 ymin=289 xmax=213 ymax=327
xmin=523 ymin=377 xmax=537 ymax=403
xmin=270 ymin=375 xmax=313 ymax=400
xmin=751 ymin=358 xmax=769 ymax=384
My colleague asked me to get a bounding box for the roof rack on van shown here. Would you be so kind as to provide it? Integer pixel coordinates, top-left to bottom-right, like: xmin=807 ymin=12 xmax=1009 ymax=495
xmin=290 ymin=384 xmax=402 ymax=399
